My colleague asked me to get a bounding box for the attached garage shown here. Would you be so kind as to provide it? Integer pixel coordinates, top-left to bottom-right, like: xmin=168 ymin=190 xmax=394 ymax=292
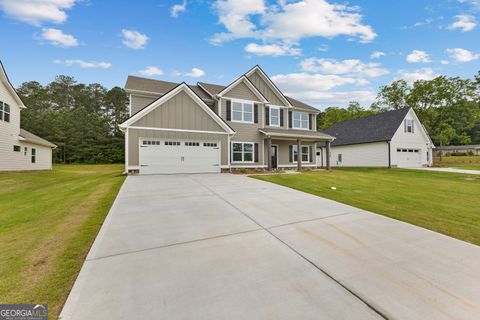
xmin=396 ymin=148 xmax=421 ymax=168
xmin=139 ymin=139 xmax=220 ymax=174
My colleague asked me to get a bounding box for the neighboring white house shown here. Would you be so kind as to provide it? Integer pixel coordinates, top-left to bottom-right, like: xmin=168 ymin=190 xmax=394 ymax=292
xmin=0 ymin=61 xmax=56 ymax=171
xmin=318 ymin=108 xmax=434 ymax=168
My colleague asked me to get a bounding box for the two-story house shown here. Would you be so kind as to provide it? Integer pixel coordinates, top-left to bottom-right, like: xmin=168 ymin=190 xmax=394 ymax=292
xmin=0 ymin=61 xmax=56 ymax=171
xmin=120 ymin=65 xmax=334 ymax=174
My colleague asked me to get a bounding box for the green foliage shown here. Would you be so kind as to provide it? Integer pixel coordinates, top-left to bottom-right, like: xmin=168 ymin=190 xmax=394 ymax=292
xmin=374 ymin=74 xmax=480 ymax=146
xmin=18 ymin=76 xmax=129 ymax=163
xmin=318 ymin=101 xmax=377 ymax=130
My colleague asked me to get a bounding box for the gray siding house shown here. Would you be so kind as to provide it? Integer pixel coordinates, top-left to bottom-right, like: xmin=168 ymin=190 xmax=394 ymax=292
xmin=120 ymin=65 xmax=334 ymax=174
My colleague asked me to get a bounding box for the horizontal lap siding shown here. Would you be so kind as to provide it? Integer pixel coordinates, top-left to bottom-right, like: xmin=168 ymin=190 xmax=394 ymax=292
xmin=130 ymin=95 xmax=159 ymax=115
xmin=128 ymin=129 xmax=229 ymax=167
xmin=327 ymin=142 xmax=389 ymax=167
xmin=132 ymin=91 xmax=224 ymax=132
xmin=221 ymin=82 xmax=265 ymax=165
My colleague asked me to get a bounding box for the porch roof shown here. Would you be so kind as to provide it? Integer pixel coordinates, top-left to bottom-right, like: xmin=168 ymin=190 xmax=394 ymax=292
xmin=259 ymin=128 xmax=334 ymax=141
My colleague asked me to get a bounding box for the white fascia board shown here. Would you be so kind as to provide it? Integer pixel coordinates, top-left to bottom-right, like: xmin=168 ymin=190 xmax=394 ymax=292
xmin=245 ymin=66 xmax=293 ymax=107
xmin=120 ymin=83 xmax=235 ymax=134
xmin=217 ymin=76 xmax=268 ymax=103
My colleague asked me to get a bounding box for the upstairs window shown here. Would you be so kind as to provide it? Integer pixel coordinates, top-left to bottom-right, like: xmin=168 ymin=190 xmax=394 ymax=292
xmin=231 ymin=101 xmax=253 ymax=123
xmin=13 ymin=145 xmax=20 ymax=152
xmin=270 ymin=107 xmax=280 ymax=126
xmin=292 ymin=111 xmax=308 ymax=129
xmin=0 ymin=101 xmax=10 ymax=123
xmin=405 ymin=119 xmax=414 ymax=133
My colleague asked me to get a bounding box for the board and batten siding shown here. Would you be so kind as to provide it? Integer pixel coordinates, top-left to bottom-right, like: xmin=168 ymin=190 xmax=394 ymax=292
xmin=132 ymin=91 xmax=224 ymax=132
xmin=325 ymin=142 xmax=390 ymax=167
xmin=128 ymin=128 xmax=228 ymax=166
xmin=247 ymin=70 xmax=286 ymax=106
xmin=221 ymin=82 xmax=265 ymax=165
xmin=390 ymin=109 xmax=433 ymax=167
xmin=130 ymin=94 xmax=159 ymax=115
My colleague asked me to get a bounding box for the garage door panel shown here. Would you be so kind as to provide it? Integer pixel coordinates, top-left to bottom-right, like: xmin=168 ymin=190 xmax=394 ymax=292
xmin=396 ymin=148 xmax=422 ymax=168
xmin=139 ymin=139 xmax=220 ymax=174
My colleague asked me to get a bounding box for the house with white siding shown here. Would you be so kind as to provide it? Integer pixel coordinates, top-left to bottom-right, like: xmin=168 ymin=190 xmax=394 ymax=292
xmin=318 ymin=108 xmax=434 ymax=168
xmin=0 ymin=61 xmax=56 ymax=171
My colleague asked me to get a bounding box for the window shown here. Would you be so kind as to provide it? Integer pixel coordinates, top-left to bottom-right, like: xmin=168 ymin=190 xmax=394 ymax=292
xmin=292 ymin=145 xmax=309 ymax=162
xmin=203 ymin=142 xmax=218 ymax=147
xmin=165 ymin=141 xmax=180 ymax=146
xmin=185 ymin=142 xmax=200 ymax=146
xmin=13 ymin=145 xmax=21 ymax=152
xmin=0 ymin=101 xmax=10 ymax=123
xmin=338 ymin=154 xmax=342 ymax=162
xmin=405 ymin=119 xmax=414 ymax=133
xmin=270 ymin=107 xmax=280 ymax=126
xmin=232 ymin=142 xmax=254 ymax=162
xmin=24 ymin=147 xmax=27 ymax=156
xmin=292 ymin=111 xmax=309 ymax=129
xmin=31 ymin=148 xmax=36 ymax=163
xmin=231 ymin=101 xmax=253 ymax=123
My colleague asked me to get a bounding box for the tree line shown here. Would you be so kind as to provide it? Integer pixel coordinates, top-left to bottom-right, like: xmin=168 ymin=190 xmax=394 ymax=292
xmin=318 ymin=72 xmax=480 ymax=146
xmin=18 ymin=76 xmax=129 ymax=163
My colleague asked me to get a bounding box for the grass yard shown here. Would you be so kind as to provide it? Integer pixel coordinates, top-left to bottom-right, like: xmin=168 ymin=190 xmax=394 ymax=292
xmin=0 ymin=164 xmax=125 ymax=319
xmin=434 ymin=155 xmax=480 ymax=170
xmin=253 ymin=168 xmax=480 ymax=245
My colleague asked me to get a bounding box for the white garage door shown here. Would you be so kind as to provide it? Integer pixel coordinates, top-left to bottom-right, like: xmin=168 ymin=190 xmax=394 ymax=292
xmin=396 ymin=148 xmax=422 ymax=168
xmin=139 ymin=139 xmax=221 ymax=174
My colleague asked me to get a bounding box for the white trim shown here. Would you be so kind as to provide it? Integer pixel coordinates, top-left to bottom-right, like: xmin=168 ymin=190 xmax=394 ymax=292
xmin=269 ymin=106 xmax=281 ymax=127
xmin=120 ymin=83 xmax=235 ymax=134
xmin=125 ymin=128 xmax=129 ymax=173
xmin=217 ymin=76 xmax=268 ymax=103
xmin=231 ymin=141 xmax=255 ymax=163
xmin=222 ymin=165 xmax=268 ymax=169
xmin=406 ymin=108 xmax=434 ymax=147
xmin=127 ymin=165 xmax=140 ymax=170
xmin=245 ymin=66 xmax=292 ymax=107
xmin=0 ymin=62 xmax=26 ymax=108
xmin=128 ymin=126 xmax=230 ymax=135
xmin=230 ymin=99 xmax=254 ymax=124
xmin=196 ymin=83 xmax=215 ymax=99
xmin=128 ymin=94 xmax=132 ymax=116
xmin=278 ymin=164 xmax=317 ymax=168
xmin=292 ymin=144 xmax=311 ymax=163
xmin=292 ymin=111 xmax=309 ymax=130
xmin=259 ymin=129 xmax=333 ymax=141
xmin=271 ymin=144 xmax=279 ymax=168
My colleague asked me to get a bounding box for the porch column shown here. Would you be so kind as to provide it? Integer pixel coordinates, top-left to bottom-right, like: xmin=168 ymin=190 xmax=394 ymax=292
xmin=266 ymin=137 xmax=272 ymax=170
xmin=326 ymin=140 xmax=331 ymax=170
xmin=297 ymin=139 xmax=302 ymax=171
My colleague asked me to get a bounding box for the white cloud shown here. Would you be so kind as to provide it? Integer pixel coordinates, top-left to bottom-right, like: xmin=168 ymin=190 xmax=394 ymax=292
xmin=397 ymin=68 xmax=437 ymax=84
xmin=121 ymin=29 xmax=148 ymax=49
xmin=458 ymin=0 xmax=480 ymax=10
xmin=406 ymin=50 xmax=431 ymax=63
xmin=54 ymin=59 xmax=112 ymax=69
xmin=271 ymin=73 xmax=360 ymax=91
xmin=138 ymin=66 xmax=164 ymax=76
xmin=446 ymin=48 xmax=480 ymax=62
xmin=39 ymin=28 xmax=78 ymax=47
xmin=171 ymin=0 xmax=187 ymax=17
xmin=448 ymin=15 xmax=476 ymax=32
xmin=289 ymin=90 xmax=376 ymax=105
xmin=211 ymin=0 xmax=376 ymax=44
xmin=300 ymin=58 xmax=389 ymax=78
xmin=370 ymin=51 xmax=385 ymax=59
xmin=185 ymin=67 xmax=205 ymax=78
xmin=0 ymin=0 xmax=77 ymax=25
xmin=244 ymin=42 xmax=301 ymax=56
xmin=401 ymin=18 xmax=433 ymax=30
xmin=440 ymin=60 xmax=450 ymax=65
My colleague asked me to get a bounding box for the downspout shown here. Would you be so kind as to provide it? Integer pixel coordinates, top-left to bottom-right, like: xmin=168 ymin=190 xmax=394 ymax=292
xmin=387 ymin=141 xmax=391 ymax=168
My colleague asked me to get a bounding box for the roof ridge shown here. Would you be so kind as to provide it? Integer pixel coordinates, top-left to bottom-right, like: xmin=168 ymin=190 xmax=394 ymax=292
xmin=329 ymin=107 xmax=411 ymax=127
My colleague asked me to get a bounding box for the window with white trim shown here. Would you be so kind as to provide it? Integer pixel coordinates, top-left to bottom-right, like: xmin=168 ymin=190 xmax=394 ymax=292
xmin=270 ymin=106 xmax=280 ymax=126
xmin=0 ymin=101 xmax=10 ymax=123
xmin=232 ymin=142 xmax=254 ymax=162
xmin=31 ymin=148 xmax=36 ymax=163
xmin=292 ymin=145 xmax=309 ymax=162
xmin=405 ymin=119 xmax=414 ymax=133
xmin=292 ymin=111 xmax=308 ymax=129
xmin=231 ymin=101 xmax=253 ymax=123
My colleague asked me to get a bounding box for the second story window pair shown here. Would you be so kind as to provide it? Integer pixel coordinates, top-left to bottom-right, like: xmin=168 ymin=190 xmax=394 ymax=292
xmin=232 ymin=100 xmax=253 ymax=123
xmin=292 ymin=111 xmax=309 ymax=129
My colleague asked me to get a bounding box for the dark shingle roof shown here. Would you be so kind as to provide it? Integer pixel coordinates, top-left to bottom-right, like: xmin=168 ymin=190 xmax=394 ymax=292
xmin=19 ymin=129 xmax=56 ymax=148
xmin=125 ymin=76 xmax=319 ymax=112
xmin=324 ymin=108 xmax=411 ymax=146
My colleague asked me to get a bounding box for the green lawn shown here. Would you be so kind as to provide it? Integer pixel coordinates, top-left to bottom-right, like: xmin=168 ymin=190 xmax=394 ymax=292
xmin=434 ymin=155 xmax=480 ymax=170
xmin=253 ymin=168 xmax=480 ymax=245
xmin=0 ymin=164 xmax=125 ymax=319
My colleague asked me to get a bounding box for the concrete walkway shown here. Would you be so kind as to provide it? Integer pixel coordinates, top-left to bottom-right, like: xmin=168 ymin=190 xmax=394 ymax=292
xmin=61 ymin=174 xmax=480 ymax=320
xmin=410 ymin=167 xmax=480 ymax=175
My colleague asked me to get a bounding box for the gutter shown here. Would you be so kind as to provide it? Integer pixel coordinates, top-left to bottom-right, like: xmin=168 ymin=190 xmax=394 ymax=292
xmin=387 ymin=141 xmax=391 ymax=168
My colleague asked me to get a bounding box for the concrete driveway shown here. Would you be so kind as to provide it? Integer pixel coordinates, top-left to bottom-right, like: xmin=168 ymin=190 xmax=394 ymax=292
xmin=61 ymin=174 xmax=480 ymax=320
xmin=409 ymin=167 xmax=480 ymax=175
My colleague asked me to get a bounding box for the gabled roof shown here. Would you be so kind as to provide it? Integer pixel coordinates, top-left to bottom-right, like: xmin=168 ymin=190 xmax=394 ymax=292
xmin=245 ymin=65 xmax=293 ymax=107
xmin=19 ymin=129 xmax=56 ymax=148
xmin=216 ymin=75 xmax=268 ymax=102
xmin=0 ymin=60 xmax=26 ymax=108
xmin=120 ymin=82 xmax=235 ymax=134
xmin=324 ymin=108 xmax=411 ymax=146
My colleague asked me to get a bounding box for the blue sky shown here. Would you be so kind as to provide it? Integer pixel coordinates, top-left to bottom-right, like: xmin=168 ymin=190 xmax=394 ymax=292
xmin=0 ymin=0 xmax=479 ymax=109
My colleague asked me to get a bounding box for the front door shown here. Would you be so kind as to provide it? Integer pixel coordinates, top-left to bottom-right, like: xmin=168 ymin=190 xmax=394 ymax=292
xmin=271 ymin=145 xmax=278 ymax=169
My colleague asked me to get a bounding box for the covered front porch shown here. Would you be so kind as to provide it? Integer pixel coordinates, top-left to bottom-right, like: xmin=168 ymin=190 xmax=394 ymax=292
xmin=259 ymin=128 xmax=334 ymax=171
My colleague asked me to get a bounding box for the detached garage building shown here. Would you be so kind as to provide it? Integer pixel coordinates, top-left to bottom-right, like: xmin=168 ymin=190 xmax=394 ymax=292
xmin=319 ymin=108 xmax=434 ymax=168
